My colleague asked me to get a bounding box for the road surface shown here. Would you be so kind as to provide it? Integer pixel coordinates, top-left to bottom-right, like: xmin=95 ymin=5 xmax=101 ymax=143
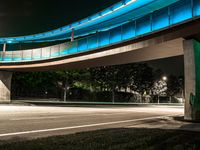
xmin=0 ymin=105 xmax=183 ymax=141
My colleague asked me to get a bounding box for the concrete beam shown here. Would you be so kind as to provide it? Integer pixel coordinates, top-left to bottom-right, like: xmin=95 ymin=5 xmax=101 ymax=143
xmin=0 ymin=71 xmax=12 ymax=103
xmin=0 ymin=38 xmax=184 ymax=71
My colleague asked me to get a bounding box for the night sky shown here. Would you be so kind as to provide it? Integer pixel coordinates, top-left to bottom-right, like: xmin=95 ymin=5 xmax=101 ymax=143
xmin=147 ymin=56 xmax=184 ymax=76
xmin=0 ymin=0 xmax=184 ymax=76
xmin=0 ymin=0 xmax=120 ymax=37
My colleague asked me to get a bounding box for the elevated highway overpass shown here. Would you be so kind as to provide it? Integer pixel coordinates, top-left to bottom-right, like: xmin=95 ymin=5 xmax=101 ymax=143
xmin=0 ymin=0 xmax=200 ymax=121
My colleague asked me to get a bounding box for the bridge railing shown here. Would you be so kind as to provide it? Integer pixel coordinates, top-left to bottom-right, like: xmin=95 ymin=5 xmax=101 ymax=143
xmin=0 ymin=0 xmax=200 ymax=62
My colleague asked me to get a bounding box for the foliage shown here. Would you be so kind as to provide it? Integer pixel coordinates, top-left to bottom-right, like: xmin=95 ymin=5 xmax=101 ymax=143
xmin=129 ymin=63 xmax=154 ymax=94
xmin=152 ymin=80 xmax=168 ymax=96
xmin=167 ymin=75 xmax=184 ymax=97
xmin=12 ymin=72 xmax=59 ymax=98
xmin=11 ymin=63 xmax=183 ymax=103
xmin=89 ymin=63 xmax=154 ymax=93
xmin=55 ymin=69 xmax=91 ymax=101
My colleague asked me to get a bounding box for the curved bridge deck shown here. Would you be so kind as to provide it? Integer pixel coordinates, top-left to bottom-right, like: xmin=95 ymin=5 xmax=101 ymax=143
xmin=0 ymin=0 xmax=199 ymax=71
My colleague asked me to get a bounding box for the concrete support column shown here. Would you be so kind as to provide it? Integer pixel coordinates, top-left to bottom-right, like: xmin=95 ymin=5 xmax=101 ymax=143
xmin=183 ymin=39 xmax=200 ymax=121
xmin=0 ymin=71 xmax=12 ymax=103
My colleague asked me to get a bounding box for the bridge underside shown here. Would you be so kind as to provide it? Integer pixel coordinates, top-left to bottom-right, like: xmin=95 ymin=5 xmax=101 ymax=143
xmin=0 ymin=38 xmax=184 ymax=71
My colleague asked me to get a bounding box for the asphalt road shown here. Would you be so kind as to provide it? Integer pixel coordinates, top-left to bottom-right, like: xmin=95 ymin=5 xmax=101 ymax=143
xmin=0 ymin=105 xmax=184 ymax=141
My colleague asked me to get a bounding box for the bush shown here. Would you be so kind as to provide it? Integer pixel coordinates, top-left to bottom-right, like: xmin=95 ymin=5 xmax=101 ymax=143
xmin=67 ymin=89 xmax=135 ymax=103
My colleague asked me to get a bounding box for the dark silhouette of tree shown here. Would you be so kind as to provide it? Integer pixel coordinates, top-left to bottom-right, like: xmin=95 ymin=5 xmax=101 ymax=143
xmin=167 ymin=75 xmax=184 ymax=101
xmin=12 ymin=63 xmax=173 ymax=103
xmin=56 ymin=69 xmax=90 ymax=101
xmin=89 ymin=63 xmax=154 ymax=102
xmin=130 ymin=63 xmax=154 ymax=94
xmin=12 ymin=72 xmax=58 ymax=98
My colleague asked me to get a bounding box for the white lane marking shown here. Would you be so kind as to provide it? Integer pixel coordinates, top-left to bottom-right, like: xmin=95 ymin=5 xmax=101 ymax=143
xmin=0 ymin=114 xmax=179 ymax=137
xmin=10 ymin=116 xmax=66 ymax=121
xmin=9 ymin=112 xmax=132 ymax=121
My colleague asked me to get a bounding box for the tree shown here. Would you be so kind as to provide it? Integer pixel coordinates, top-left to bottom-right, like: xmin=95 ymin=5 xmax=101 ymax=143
xmin=130 ymin=63 xmax=154 ymax=94
xmin=90 ymin=66 xmax=119 ymax=103
xmin=105 ymin=65 xmax=119 ymax=103
xmin=89 ymin=63 xmax=154 ymax=103
xmin=56 ymin=69 xmax=90 ymax=101
xmin=152 ymin=80 xmax=168 ymax=103
xmin=116 ymin=64 xmax=133 ymax=92
xmin=167 ymin=75 xmax=184 ymax=102
xmin=12 ymin=72 xmax=58 ymax=98
xmin=89 ymin=66 xmax=108 ymax=91
xmin=12 ymin=62 xmax=157 ymax=103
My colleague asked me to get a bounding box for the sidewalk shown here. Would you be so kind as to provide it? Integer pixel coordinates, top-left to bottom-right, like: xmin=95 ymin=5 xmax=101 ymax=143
xmin=12 ymin=100 xmax=184 ymax=107
xmin=128 ymin=115 xmax=200 ymax=132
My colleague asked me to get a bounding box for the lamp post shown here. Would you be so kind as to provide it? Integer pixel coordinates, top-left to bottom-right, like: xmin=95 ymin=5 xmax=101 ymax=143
xmin=162 ymin=76 xmax=169 ymax=103
xmin=158 ymin=76 xmax=168 ymax=104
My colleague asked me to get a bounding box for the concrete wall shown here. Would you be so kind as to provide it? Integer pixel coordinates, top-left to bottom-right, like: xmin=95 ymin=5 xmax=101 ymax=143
xmin=0 ymin=71 xmax=12 ymax=103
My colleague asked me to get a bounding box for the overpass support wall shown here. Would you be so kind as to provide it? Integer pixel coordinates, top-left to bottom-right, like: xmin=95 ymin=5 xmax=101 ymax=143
xmin=0 ymin=71 xmax=12 ymax=103
xmin=184 ymin=40 xmax=200 ymax=121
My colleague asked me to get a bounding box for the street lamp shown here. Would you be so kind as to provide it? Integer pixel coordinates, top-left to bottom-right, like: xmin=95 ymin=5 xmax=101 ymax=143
xmin=162 ymin=76 xmax=167 ymax=81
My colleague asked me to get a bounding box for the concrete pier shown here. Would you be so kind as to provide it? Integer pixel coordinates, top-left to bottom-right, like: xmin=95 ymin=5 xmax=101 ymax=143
xmin=0 ymin=71 xmax=12 ymax=103
xmin=183 ymin=40 xmax=200 ymax=121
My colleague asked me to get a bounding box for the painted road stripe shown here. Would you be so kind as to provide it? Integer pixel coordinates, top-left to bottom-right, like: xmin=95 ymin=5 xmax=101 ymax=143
xmin=9 ymin=112 xmax=133 ymax=121
xmin=10 ymin=116 xmax=66 ymax=121
xmin=0 ymin=115 xmax=179 ymax=137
